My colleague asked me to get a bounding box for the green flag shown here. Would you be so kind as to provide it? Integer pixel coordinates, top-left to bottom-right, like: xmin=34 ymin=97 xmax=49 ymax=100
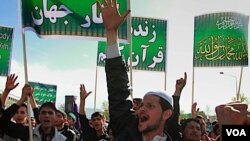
xmin=29 ymin=81 xmax=57 ymax=106
xmin=21 ymin=0 xmax=129 ymax=41
xmin=194 ymin=12 xmax=249 ymax=67
xmin=97 ymin=17 xmax=167 ymax=71
xmin=0 ymin=25 xmax=14 ymax=76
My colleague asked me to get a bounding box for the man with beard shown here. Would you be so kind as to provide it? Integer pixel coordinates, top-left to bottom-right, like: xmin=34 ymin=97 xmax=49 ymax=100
xmin=78 ymin=84 xmax=109 ymax=141
xmin=0 ymin=84 xmax=66 ymax=141
xmin=97 ymin=0 xmax=185 ymax=141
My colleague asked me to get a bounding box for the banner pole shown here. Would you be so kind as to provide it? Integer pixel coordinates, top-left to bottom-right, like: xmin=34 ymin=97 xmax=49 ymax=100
xmin=191 ymin=67 xmax=195 ymax=106
xmin=237 ymin=66 xmax=243 ymax=101
xmin=94 ymin=66 xmax=98 ymax=112
xmin=19 ymin=1 xmax=33 ymax=140
xmin=21 ymin=26 xmax=33 ymax=141
xmin=127 ymin=0 xmax=133 ymax=100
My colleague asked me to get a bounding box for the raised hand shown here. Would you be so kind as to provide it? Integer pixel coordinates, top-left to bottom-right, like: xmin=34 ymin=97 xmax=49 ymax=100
xmin=191 ymin=102 xmax=199 ymax=118
xmin=97 ymin=0 xmax=130 ymax=31
xmin=1 ymin=74 xmax=20 ymax=107
xmin=174 ymin=72 xmax=187 ymax=96
xmin=17 ymin=84 xmax=33 ymax=106
xmin=80 ymin=84 xmax=92 ymax=100
xmin=5 ymin=73 xmax=19 ymax=92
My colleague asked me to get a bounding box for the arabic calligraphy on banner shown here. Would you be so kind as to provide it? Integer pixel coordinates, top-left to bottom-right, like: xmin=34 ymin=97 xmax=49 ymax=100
xmin=29 ymin=81 xmax=57 ymax=106
xmin=193 ymin=12 xmax=249 ymax=67
xmin=0 ymin=25 xmax=13 ymax=76
xmin=21 ymin=0 xmax=129 ymax=41
xmin=97 ymin=17 xmax=167 ymax=72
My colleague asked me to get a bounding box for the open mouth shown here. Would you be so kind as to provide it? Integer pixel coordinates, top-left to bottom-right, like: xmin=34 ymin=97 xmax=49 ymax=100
xmin=43 ymin=120 xmax=50 ymax=124
xmin=93 ymin=124 xmax=100 ymax=128
xmin=139 ymin=115 xmax=148 ymax=123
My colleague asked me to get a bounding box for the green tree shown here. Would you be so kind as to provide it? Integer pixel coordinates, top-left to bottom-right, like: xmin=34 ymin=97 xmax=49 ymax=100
xmin=232 ymin=93 xmax=249 ymax=104
xmin=102 ymin=100 xmax=109 ymax=121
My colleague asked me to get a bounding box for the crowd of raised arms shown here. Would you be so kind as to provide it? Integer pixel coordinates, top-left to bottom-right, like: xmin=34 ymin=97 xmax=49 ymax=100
xmin=0 ymin=0 xmax=249 ymax=141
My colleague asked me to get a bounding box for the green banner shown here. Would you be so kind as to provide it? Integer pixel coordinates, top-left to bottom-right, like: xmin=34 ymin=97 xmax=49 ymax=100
xmin=194 ymin=12 xmax=249 ymax=67
xmin=0 ymin=25 xmax=14 ymax=76
xmin=21 ymin=0 xmax=129 ymax=41
xmin=29 ymin=81 xmax=57 ymax=106
xmin=97 ymin=17 xmax=167 ymax=71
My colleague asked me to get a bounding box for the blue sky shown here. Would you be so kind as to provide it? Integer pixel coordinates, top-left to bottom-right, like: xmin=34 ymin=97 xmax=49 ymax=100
xmin=0 ymin=0 xmax=250 ymax=114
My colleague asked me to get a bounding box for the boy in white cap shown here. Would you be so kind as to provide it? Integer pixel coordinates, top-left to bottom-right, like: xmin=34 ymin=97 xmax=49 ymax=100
xmin=97 ymin=0 xmax=186 ymax=141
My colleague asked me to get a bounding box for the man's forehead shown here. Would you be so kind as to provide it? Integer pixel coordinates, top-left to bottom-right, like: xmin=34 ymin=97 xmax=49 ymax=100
xmin=92 ymin=116 xmax=103 ymax=119
xmin=40 ymin=107 xmax=55 ymax=111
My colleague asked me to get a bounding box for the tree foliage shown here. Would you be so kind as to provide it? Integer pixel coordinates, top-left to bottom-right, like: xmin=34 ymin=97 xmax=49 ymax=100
xmin=102 ymin=100 xmax=109 ymax=121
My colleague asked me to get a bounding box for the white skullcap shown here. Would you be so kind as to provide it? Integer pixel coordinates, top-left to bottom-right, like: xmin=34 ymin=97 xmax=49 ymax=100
xmin=144 ymin=91 xmax=173 ymax=108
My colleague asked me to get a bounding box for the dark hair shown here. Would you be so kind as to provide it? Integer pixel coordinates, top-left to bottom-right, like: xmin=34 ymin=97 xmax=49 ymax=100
xmin=212 ymin=121 xmax=218 ymax=126
xmin=91 ymin=112 xmax=104 ymax=119
xmin=133 ymin=98 xmax=142 ymax=103
xmin=39 ymin=102 xmax=57 ymax=113
xmin=159 ymin=97 xmax=173 ymax=111
xmin=20 ymin=103 xmax=28 ymax=110
xmin=181 ymin=118 xmax=201 ymax=131
xmin=212 ymin=123 xmax=220 ymax=136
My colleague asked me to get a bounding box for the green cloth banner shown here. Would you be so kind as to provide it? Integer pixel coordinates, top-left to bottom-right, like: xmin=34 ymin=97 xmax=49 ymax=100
xmin=194 ymin=12 xmax=249 ymax=67
xmin=21 ymin=0 xmax=129 ymax=41
xmin=29 ymin=81 xmax=57 ymax=106
xmin=0 ymin=25 xmax=14 ymax=76
xmin=97 ymin=17 xmax=167 ymax=71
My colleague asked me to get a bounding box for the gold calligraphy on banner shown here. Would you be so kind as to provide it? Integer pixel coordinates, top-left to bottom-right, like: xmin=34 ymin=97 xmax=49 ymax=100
xmin=194 ymin=35 xmax=248 ymax=61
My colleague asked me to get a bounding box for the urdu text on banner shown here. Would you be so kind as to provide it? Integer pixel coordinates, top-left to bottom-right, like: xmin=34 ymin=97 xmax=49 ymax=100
xmin=21 ymin=0 xmax=129 ymax=42
xmin=97 ymin=17 xmax=167 ymax=72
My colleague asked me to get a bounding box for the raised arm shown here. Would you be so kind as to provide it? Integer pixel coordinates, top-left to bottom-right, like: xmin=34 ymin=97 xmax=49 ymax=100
xmin=0 ymin=84 xmax=31 ymax=141
xmin=97 ymin=0 xmax=130 ymax=46
xmin=1 ymin=74 xmax=19 ymax=108
xmin=172 ymin=72 xmax=187 ymax=119
xmin=79 ymin=84 xmax=92 ymax=116
xmin=28 ymin=86 xmax=39 ymax=123
xmin=192 ymin=102 xmax=200 ymax=118
xmin=97 ymin=0 xmax=132 ymax=137
xmin=78 ymin=84 xmax=95 ymax=140
xmin=174 ymin=72 xmax=187 ymax=97
xmin=166 ymin=72 xmax=187 ymax=141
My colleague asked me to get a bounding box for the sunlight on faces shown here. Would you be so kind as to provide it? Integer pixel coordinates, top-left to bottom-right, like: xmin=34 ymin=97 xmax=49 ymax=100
xmin=138 ymin=95 xmax=172 ymax=133
xmin=55 ymin=112 xmax=66 ymax=126
xmin=91 ymin=117 xmax=104 ymax=131
xmin=182 ymin=119 xmax=202 ymax=141
xmin=196 ymin=116 xmax=206 ymax=135
xmin=91 ymin=112 xmax=105 ymax=131
xmin=13 ymin=106 xmax=28 ymax=124
xmin=39 ymin=107 xmax=56 ymax=128
xmin=31 ymin=117 xmax=36 ymax=127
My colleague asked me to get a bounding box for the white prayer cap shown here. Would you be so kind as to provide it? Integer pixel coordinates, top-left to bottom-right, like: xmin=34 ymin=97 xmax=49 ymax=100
xmin=144 ymin=91 xmax=173 ymax=109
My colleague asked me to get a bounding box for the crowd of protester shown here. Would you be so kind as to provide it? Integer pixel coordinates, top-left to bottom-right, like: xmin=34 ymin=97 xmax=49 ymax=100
xmin=0 ymin=0 xmax=249 ymax=141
